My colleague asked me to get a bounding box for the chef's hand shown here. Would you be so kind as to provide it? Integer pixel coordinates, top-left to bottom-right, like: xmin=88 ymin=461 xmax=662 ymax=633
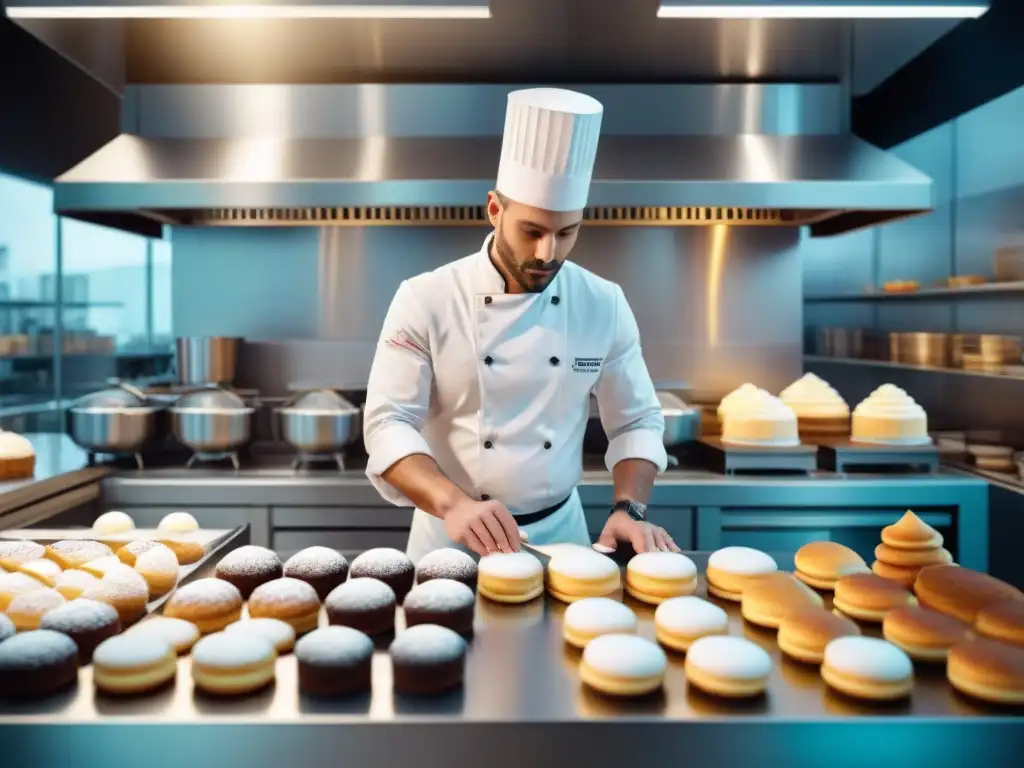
xmin=443 ymin=498 xmax=522 ymax=556
xmin=597 ymin=511 xmax=681 ymax=553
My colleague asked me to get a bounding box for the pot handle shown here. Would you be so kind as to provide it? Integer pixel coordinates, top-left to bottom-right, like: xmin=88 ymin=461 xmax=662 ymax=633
xmin=106 ymin=378 xmax=151 ymax=406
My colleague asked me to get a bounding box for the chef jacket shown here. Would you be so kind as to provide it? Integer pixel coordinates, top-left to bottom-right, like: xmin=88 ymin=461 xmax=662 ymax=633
xmin=364 ymin=233 xmax=667 ymax=516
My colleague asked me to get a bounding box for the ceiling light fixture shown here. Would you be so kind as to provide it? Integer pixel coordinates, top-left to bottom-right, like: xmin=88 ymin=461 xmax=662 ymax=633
xmin=6 ymin=1 xmax=491 ymax=19
xmin=656 ymin=1 xmax=988 ymax=18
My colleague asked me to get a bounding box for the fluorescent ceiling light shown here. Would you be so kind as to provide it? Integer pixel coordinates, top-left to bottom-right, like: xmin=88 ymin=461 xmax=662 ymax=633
xmin=6 ymin=3 xmax=490 ymax=19
xmin=657 ymin=2 xmax=988 ymax=18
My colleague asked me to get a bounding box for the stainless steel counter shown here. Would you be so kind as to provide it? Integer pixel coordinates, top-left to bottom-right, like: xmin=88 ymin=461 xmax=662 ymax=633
xmin=0 ymin=434 xmax=107 ymax=519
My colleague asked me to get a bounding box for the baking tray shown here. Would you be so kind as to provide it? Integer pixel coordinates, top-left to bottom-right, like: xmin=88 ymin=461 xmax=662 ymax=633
xmin=698 ymin=437 xmax=818 ymax=475
xmin=817 ymin=439 xmax=939 ymax=474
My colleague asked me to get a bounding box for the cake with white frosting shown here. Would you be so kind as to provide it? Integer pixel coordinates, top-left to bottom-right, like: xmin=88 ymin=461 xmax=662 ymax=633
xmin=0 ymin=431 xmax=35 ymax=480
xmin=779 ymin=373 xmax=850 ymax=436
xmin=851 ymin=384 xmax=929 ymax=446
xmin=721 ymin=390 xmax=800 ymax=447
xmin=716 ymin=383 xmax=764 ymax=423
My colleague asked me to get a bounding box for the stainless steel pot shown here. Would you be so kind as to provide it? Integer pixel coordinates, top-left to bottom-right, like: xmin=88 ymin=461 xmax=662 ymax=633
xmin=175 ymin=337 xmax=242 ymax=385
xmin=657 ymin=392 xmax=701 ymax=446
xmin=170 ymin=387 xmax=254 ymax=454
xmin=276 ymin=390 xmax=361 ymax=455
xmin=66 ymin=381 xmax=162 ymax=455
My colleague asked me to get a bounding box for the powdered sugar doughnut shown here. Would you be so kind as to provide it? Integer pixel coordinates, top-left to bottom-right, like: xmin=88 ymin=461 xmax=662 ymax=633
xmin=54 ymin=569 xmax=99 ymax=601
xmin=247 ymin=577 xmax=321 ymax=635
xmin=93 ymin=511 xmax=135 ymax=536
xmin=389 ymin=624 xmax=467 ymax=693
xmin=17 ymin=558 xmax=62 ymax=588
xmin=403 ymin=579 xmax=475 ymax=634
xmin=415 ymin=548 xmax=478 ymax=590
xmin=580 ymin=634 xmax=667 ymax=696
xmin=82 ymin=564 xmax=150 ymax=625
xmin=325 ymin=577 xmax=397 ymax=635
xmin=0 ymin=540 xmax=45 ymax=571
xmin=163 ymin=578 xmax=242 ymax=634
xmin=563 ymin=597 xmax=638 ymax=648
xmin=191 ymin=632 xmax=277 ymax=696
xmin=282 ymin=547 xmax=349 ymax=601
xmin=45 ymin=540 xmax=113 ymax=570
xmin=215 ymin=545 xmax=283 ymax=599
xmin=80 ymin=556 xmax=124 ymax=579
xmin=706 ymin=547 xmax=778 ymax=601
xmin=117 ymin=540 xmax=168 ymax=567
xmin=654 ymin=596 xmax=729 ymax=652
xmin=128 ymin=617 xmax=200 ymax=654
xmin=547 ymin=549 xmax=621 ymax=603
xmin=225 ymin=617 xmax=297 ymax=654
xmin=295 ymin=625 xmax=374 ymax=695
xmin=0 ymin=571 xmax=46 ymax=611
xmin=158 ymin=511 xmax=199 ymax=533
xmin=478 ymin=552 xmax=544 ymax=604
xmin=0 ymin=629 xmax=79 ymax=698
xmin=41 ymin=599 xmax=121 ymax=663
xmin=134 ymin=546 xmax=179 ymax=597
xmin=6 ymin=588 xmax=67 ymax=631
xmin=93 ymin=634 xmax=177 ymax=695
xmin=350 ymin=548 xmax=415 ymax=602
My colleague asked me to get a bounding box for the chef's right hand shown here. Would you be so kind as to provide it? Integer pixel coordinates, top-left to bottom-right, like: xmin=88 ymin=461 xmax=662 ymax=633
xmin=443 ymin=498 xmax=521 ymax=556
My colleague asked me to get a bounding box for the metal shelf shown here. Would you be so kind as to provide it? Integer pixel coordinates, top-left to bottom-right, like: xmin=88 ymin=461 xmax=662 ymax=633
xmin=804 ymin=354 xmax=1024 ymax=382
xmin=805 ymin=280 xmax=1024 ymax=303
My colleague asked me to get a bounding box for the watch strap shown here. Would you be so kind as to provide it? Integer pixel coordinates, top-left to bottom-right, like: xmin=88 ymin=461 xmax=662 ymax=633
xmin=611 ymin=499 xmax=646 ymax=522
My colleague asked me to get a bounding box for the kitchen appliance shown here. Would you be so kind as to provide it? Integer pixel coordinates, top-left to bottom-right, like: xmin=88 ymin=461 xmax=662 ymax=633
xmin=275 ymin=389 xmax=362 ymax=469
xmin=66 ymin=381 xmax=164 ymax=468
xmin=175 ymin=337 xmax=242 ymax=386
xmin=658 ymin=392 xmax=701 ymax=446
xmin=169 ymin=387 xmax=255 ymax=468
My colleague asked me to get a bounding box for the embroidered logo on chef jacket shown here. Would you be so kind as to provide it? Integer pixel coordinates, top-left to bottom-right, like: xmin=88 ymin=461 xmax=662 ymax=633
xmin=384 ymin=329 xmax=430 ymax=360
xmin=572 ymin=357 xmax=603 ymax=374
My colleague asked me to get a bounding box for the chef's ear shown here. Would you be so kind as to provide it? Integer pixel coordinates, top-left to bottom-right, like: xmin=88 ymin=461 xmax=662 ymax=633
xmin=486 ymin=190 xmax=506 ymax=227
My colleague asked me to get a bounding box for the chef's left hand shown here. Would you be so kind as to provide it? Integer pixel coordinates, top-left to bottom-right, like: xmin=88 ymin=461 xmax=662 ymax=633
xmin=597 ymin=511 xmax=681 ymax=553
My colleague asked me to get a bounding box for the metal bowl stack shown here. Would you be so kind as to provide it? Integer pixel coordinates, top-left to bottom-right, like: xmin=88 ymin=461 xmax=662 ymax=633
xmin=276 ymin=389 xmax=361 ymax=457
xmin=67 ymin=382 xmax=163 ymax=455
xmin=170 ymin=387 xmax=255 ymax=455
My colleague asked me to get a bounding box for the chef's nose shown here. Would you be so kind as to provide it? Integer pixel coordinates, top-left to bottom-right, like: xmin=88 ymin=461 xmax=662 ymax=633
xmin=535 ymin=234 xmax=557 ymax=264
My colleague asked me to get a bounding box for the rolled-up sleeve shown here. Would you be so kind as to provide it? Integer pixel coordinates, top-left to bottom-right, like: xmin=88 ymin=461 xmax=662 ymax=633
xmin=593 ymin=285 xmax=668 ymax=473
xmin=363 ymin=280 xmax=435 ymax=505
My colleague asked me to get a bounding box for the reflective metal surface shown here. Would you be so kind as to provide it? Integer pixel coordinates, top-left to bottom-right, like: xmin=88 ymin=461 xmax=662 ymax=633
xmin=277 ymin=390 xmax=362 ymax=455
xmin=170 ymin=407 xmax=254 ymax=454
xmin=175 ymin=336 xmax=241 ymax=385
xmin=65 ymin=408 xmax=161 ymax=453
xmin=656 ymin=392 xmax=701 ymax=446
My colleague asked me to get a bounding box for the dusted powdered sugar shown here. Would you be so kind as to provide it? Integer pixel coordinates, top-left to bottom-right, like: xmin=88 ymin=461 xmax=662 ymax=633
xmin=40 ymin=599 xmax=119 ymax=633
xmin=19 ymin=559 xmax=62 ymax=583
xmin=7 ymin=588 xmax=66 ymax=616
xmin=389 ymin=624 xmax=466 ymax=665
xmin=249 ymin=578 xmax=320 ymax=608
xmin=216 ymin=546 xmax=282 ymax=577
xmin=192 ymin=632 xmax=276 ymax=668
xmin=295 ymin=626 xmax=373 ymax=667
xmin=165 ymin=578 xmax=241 ymax=611
xmin=350 ymin=548 xmax=414 ymax=579
xmin=158 ymin=511 xmax=199 ymax=533
xmin=325 ymin=578 xmax=396 ymax=612
xmin=564 ymin=597 xmax=637 ymax=634
xmin=549 ymin=550 xmax=619 ymax=580
xmin=0 ymin=571 xmax=47 ymax=597
xmin=0 ymin=630 xmax=77 ymax=670
xmin=83 ymin=556 xmax=122 ymax=576
xmin=415 ymin=548 xmax=477 ymax=582
xmin=0 ymin=540 xmax=45 ymax=564
xmin=654 ymin=596 xmax=728 ymax=634
xmin=708 ymin=547 xmax=778 ymax=576
xmin=120 ymin=540 xmax=165 ymax=559
xmin=93 ymin=511 xmax=136 ymax=535
xmin=686 ymin=636 xmax=772 ymax=680
xmin=0 ymin=614 xmax=14 ymax=643
xmin=628 ymin=551 xmax=697 ymax=581
xmin=403 ymin=579 xmax=474 ymax=614
xmin=135 ymin=546 xmax=179 ymax=575
xmin=225 ymin=618 xmax=296 ymax=650
xmin=478 ymin=552 xmax=543 ymax=580
xmin=583 ymin=634 xmax=666 ymax=677
xmin=86 ymin=565 xmax=149 ymax=600
xmin=93 ymin=634 xmax=173 ymax=669
xmin=128 ymin=617 xmax=200 ymax=649
xmin=823 ymin=636 xmax=912 ymax=681
xmin=55 ymin=570 xmax=99 ymax=593
xmin=49 ymin=540 xmax=113 ymax=562
xmin=283 ymin=547 xmax=349 ymax=579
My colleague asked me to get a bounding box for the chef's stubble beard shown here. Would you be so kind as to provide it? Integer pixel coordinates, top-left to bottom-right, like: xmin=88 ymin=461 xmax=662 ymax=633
xmin=494 ymin=213 xmax=560 ymax=294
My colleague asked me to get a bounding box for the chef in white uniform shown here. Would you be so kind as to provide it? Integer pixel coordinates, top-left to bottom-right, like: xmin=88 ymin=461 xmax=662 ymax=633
xmin=364 ymin=88 xmax=679 ymax=562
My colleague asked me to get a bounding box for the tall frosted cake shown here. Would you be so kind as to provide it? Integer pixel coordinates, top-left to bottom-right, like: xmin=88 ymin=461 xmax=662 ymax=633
xmin=721 ymin=390 xmax=800 ymax=448
xmin=851 ymin=384 xmax=930 ymax=446
xmin=779 ymin=373 xmax=850 ymax=436
xmin=717 ymin=383 xmax=763 ymax=423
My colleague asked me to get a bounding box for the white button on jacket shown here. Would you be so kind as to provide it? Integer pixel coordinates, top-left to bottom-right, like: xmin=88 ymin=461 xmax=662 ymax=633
xmin=364 ymin=234 xmax=667 ymax=561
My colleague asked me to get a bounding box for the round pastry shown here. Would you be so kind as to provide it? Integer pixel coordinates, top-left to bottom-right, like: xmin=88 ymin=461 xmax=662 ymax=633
xmin=282 ymin=547 xmax=350 ymax=601
xmin=793 ymin=541 xmax=869 ymax=591
xmin=740 ymin=572 xmax=824 ymax=629
xmin=389 ymin=624 xmax=467 ymax=694
xmin=913 ymin=565 xmax=1023 ymax=624
xmin=871 ymin=559 xmax=923 ymax=589
xmin=163 ymin=578 xmax=243 ymax=634
xmin=117 ymin=539 xmax=168 ymax=567
xmin=0 ymin=630 xmax=79 ymax=699
xmin=580 ymin=634 xmax=666 ymax=697
xmin=295 ymin=625 xmax=374 ymax=696
xmin=684 ymin=636 xmax=772 ymax=698
xmin=6 ymin=588 xmax=67 ymax=631
xmin=155 ymin=538 xmax=205 ymax=566
xmin=874 ymin=543 xmax=953 ymax=568
xmin=705 ymin=546 xmax=778 ymax=602
xmin=546 ymin=549 xmax=620 ymax=603
xmin=562 ymin=597 xmax=637 ymax=649
xmin=82 ymin=564 xmax=150 ymax=626
xmin=975 ymin=601 xmax=1024 ymax=646
xmin=778 ymin=372 xmax=850 ymax=436
xmin=53 ymin=569 xmax=100 ymax=601
xmin=325 ymin=578 xmax=397 ymax=635
xmin=127 ymin=617 xmax=200 ymax=654
xmin=92 ymin=634 xmax=176 ymax=695
xmin=881 ymin=510 xmax=943 ymax=550
xmin=45 ymin=540 xmax=113 ymax=570
xmin=653 ymin=596 xmax=728 ymax=652
xmin=402 ymin=579 xmax=475 ymax=635
xmin=0 ymin=431 xmax=35 ymax=480
xmin=625 ymin=551 xmax=697 ymax=604
xmin=821 ymin=636 xmax=913 ymax=700
xmin=415 ymin=548 xmax=478 ymax=590
xmin=717 ymin=382 xmax=763 ymax=422
xmin=247 ymin=577 xmax=321 ymax=635
xmin=349 ymin=548 xmax=415 ymax=603
xmin=947 ymin=638 xmax=1024 ymax=705
xmin=134 ymin=545 xmax=179 ymax=597
xmin=721 ymin=390 xmax=799 ymax=447
xmin=17 ymin=558 xmax=63 ymax=588
xmin=157 ymin=511 xmax=199 ymax=533
xmin=191 ymin=632 xmax=277 ymax=696
xmin=93 ymin=511 xmax=135 ymax=536
xmin=832 ymin=573 xmax=917 ymax=623
xmin=0 ymin=540 xmax=46 ymax=572
xmin=882 ymin=605 xmax=973 ymax=662
xmin=0 ymin=614 xmax=13 ymax=643
xmin=850 ymin=384 xmax=929 ymax=446
xmin=477 ymin=552 xmax=544 ymax=604
xmin=777 ymin=607 xmax=860 ymax=665
xmin=41 ymin=598 xmax=121 ymax=661
xmin=80 ymin=556 xmax=125 ymax=579
xmin=225 ymin=618 xmax=297 ymax=654
xmin=215 ymin=545 xmax=283 ymax=599
xmin=0 ymin=571 xmax=46 ymax=611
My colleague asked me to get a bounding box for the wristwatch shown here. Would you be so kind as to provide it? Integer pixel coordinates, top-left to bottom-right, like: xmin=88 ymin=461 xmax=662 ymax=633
xmin=611 ymin=499 xmax=647 ymax=522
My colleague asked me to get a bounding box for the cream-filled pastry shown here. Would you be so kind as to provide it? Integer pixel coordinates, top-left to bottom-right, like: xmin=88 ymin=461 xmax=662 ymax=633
xmin=779 ymin=373 xmax=850 ymax=436
xmin=716 ymin=383 xmax=763 ymax=423
xmin=721 ymin=390 xmax=799 ymax=448
xmin=851 ymin=384 xmax=929 ymax=446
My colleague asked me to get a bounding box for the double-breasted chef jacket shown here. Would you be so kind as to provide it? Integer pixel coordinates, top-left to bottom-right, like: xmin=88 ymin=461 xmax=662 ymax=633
xmin=364 ymin=233 xmax=668 ymax=563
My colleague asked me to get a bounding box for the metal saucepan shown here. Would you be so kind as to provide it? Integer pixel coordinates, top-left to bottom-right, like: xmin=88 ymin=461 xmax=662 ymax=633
xmin=275 ymin=389 xmax=361 ymax=456
xmin=175 ymin=336 xmax=242 ymax=386
xmin=169 ymin=387 xmax=254 ymax=454
xmin=657 ymin=391 xmax=701 ymax=446
xmin=66 ymin=381 xmax=164 ymax=455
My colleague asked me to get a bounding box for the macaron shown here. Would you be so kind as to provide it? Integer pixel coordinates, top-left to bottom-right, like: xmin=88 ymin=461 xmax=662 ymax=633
xmin=740 ymin=572 xmax=823 ymax=629
xmin=653 ymin=596 xmax=728 ymax=652
xmin=684 ymin=636 xmax=772 ymax=698
xmin=191 ymin=632 xmax=278 ymax=696
xmin=625 ymin=551 xmax=697 ymax=604
xmin=580 ymin=634 xmax=667 ymax=697
xmin=871 ymin=559 xmax=923 ymax=589
xmin=477 ymin=552 xmax=544 ymax=604
xmin=705 ymin=547 xmax=777 ymax=602
xmin=832 ymin=573 xmax=917 ymax=623
xmin=562 ymin=597 xmax=638 ymax=649
xmin=821 ymin=636 xmax=913 ymax=701
xmin=881 ymin=510 xmax=943 ymax=550
xmin=975 ymin=601 xmax=1024 ymax=646
xmin=874 ymin=543 xmax=953 ymax=569
xmin=947 ymin=638 xmax=1024 ymax=705
xmin=92 ymin=634 xmax=177 ymax=695
xmin=777 ymin=607 xmax=860 ymax=665
xmin=914 ymin=565 xmax=1023 ymax=624
xmin=547 ymin=549 xmax=620 ymax=603
xmin=882 ymin=605 xmax=974 ymax=662
xmin=793 ymin=542 xmax=869 ymax=591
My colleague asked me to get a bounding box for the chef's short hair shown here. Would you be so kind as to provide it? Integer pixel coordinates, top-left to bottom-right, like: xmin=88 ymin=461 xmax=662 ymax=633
xmin=493 ymin=190 xmax=510 ymax=209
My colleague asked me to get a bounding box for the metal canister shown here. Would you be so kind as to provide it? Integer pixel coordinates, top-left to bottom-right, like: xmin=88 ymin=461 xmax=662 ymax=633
xmin=175 ymin=337 xmax=242 ymax=385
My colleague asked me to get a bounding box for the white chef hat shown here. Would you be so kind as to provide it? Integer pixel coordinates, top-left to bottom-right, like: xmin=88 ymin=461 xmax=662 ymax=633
xmin=495 ymin=88 xmax=604 ymax=212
